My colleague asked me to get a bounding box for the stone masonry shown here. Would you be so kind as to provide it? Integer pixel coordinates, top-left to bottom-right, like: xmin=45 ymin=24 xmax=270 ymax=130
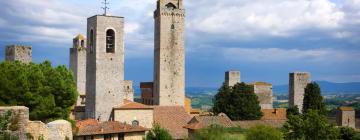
xmin=5 ymin=45 xmax=32 ymax=63
xmin=85 ymin=15 xmax=126 ymax=121
xmin=225 ymin=71 xmax=241 ymax=87
xmin=153 ymin=0 xmax=185 ymax=106
xmin=251 ymin=82 xmax=273 ymax=109
xmin=123 ymin=80 xmax=135 ymax=101
xmin=289 ymin=72 xmax=311 ymax=112
xmin=337 ymin=107 xmax=356 ymax=129
xmin=70 ymin=34 xmax=87 ymax=106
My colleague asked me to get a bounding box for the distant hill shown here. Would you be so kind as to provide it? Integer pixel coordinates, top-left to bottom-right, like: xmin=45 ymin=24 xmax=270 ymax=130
xmin=273 ymin=81 xmax=360 ymax=95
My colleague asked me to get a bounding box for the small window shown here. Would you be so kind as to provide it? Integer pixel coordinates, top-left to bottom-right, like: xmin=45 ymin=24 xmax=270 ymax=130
xmin=106 ymin=29 xmax=115 ymax=53
xmin=90 ymin=29 xmax=94 ymax=53
xmin=171 ymin=24 xmax=175 ymax=30
xmin=104 ymin=134 xmax=112 ymax=140
xmin=166 ymin=3 xmax=177 ymax=9
xmin=81 ymin=40 xmax=85 ymax=48
xmin=118 ymin=133 xmax=124 ymax=140
xmin=132 ymin=120 xmax=139 ymax=127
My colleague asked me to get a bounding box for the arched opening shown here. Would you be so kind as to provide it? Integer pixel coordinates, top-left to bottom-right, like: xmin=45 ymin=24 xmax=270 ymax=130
xmin=165 ymin=3 xmax=177 ymax=9
xmin=106 ymin=29 xmax=115 ymax=53
xmin=90 ymin=29 xmax=94 ymax=53
xmin=81 ymin=40 xmax=85 ymax=48
xmin=132 ymin=120 xmax=139 ymax=127
xmin=171 ymin=24 xmax=175 ymax=30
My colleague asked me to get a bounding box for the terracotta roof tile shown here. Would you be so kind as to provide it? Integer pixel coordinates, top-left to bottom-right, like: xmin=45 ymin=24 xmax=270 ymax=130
xmin=233 ymin=120 xmax=286 ymax=128
xmin=76 ymin=119 xmax=147 ymax=136
xmin=113 ymin=100 xmax=153 ymax=110
xmin=153 ymin=106 xmax=191 ymax=139
xmin=184 ymin=115 xmax=235 ymax=130
xmin=339 ymin=106 xmax=354 ymax=111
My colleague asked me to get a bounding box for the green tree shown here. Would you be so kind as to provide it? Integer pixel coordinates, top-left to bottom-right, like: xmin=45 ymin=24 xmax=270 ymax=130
xmin=0 ymin=61 xmax=78 ymax=122
xmin=212 ymin=82 xmax=262 ymax=120
xmin=283 ymin=110 xmax=339 ymax=140
xmin=303 ymin=82 xmax=326 ymax=115
xmin=286 ymin=105 xmax=300 ymax=118
xmin=245 ymin=125 xmax=283 ymax=140
xmin=193 ymin=125 xmax=244 ymax=140
xmin=339 ymin=127 xmax=360 ymax=140
xmin=145 ymin=124 xmax=173 ymax=140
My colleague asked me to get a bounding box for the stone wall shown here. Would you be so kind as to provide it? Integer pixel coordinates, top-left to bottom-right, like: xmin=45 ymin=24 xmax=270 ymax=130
xmin=140 ymin=82 xmax=154 ymax=105
xmin=261 ymin=108 xmax=287 ymax=120
xmin=85 ymin=15 xmax=126 ymax=121
xmin=123 ymin=80 xmax=134 ymax=101
xmin=289 ymin=72 xmax=310 ymax=112
xmin=337 ymin=109 xmax=356 ymax=129
xmin=225 ymin=71 xmax=241 ymax=87
xmin=153 ymin=0 xmax=185 ymax=106
xmin=252 ymin=82 xmax=273 ymax=109
xmin=5 ymin=45 xmax=32 ymax=63
xmin=26 ymin=121 xmax=49 ymax=140
xmin=113 ymin=109 xmax=154 ymax=128
xmin=0 ymin=106 xmax=29 ymax=140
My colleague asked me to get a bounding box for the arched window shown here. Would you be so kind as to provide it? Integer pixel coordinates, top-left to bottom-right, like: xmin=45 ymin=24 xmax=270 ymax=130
xmin=165 ymin=3 xmax=176 ymax=9
xmin=171 ymin=24 xmax=175 ymax=30
xmin=106 ymin=29 xmax=115 ymax=53
xmin=90 ymin=29 xmax=94 ymax=53
xmin=132 ymin=120 xmax=139 ymax=127
xmin=81 ymin=40 xmax=85 ymax=48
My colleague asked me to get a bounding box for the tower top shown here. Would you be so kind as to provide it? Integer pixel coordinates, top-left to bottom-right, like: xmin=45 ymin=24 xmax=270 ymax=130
xmin=102 ymin=0 xmax=110 ymax=16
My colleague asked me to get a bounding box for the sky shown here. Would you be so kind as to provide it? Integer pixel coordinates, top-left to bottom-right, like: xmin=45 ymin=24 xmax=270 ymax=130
xmin=0 ymin=0 xmax=359 ymax=87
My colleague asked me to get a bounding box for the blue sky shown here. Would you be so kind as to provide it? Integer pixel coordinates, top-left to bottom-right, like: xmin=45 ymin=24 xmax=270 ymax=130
xmin=0 ymin=0 xmax=359 ymax=87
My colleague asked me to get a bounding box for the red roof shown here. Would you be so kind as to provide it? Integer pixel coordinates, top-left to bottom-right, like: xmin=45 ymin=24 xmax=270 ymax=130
xmin=113 ymin=100 xmax=153 ymax=110
xmin=75 ymin=119 xmax=147 ymax=136
xmin=153 ymin=106 xmax=191 ymax=140
xmin=184 ymin=115 xmax=235 ymax=130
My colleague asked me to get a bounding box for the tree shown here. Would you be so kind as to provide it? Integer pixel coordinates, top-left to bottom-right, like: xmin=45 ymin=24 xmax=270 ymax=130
xmin=212 ymin=82 xmax=262 ymax=120
xmin=339 ymin=127 xmax=360 ymax=140
xmin=246 ymin=125 xmax=283 ymax=140
xmin=193 ymin=125 xmax=243 ymax=140
xmin=0 ymin=61 xmax=78 ymax=122
xmin=303 ymin=82 xmax=326 ymax=115
xmin=286 ymin=105 xmax=300 ymax=118
xmin=145 ymin=124 xmax=173 ymax=140
xmin=283 ymin=109 xmax=339 ymax=140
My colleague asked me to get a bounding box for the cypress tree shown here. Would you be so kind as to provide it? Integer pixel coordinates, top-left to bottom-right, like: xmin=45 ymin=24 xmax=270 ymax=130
xmin=303 ymin=82 xmax=327 ymax=115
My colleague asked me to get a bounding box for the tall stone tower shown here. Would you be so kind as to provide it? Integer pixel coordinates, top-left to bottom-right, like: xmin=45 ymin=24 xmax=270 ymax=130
xmin=5 ymin=45 xmax=32 ymax=63
xmin=153 ymin=0 xmax=185 ymax=106
xmin=85 ymin=15 xmax=125 ymax=121
xmin=289 ymin=72 xmax=310 ymax=112
xmin=225 ymin=71 xmax=241 ymax=87
xmin=70 ymin=34 xmax=87 ymax=106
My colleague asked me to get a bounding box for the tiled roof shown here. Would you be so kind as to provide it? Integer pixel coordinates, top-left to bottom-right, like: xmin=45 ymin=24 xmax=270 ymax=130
xmin=233 ymin=120 xmax=286 ymax=128
xmin=184 ymin=115 xmax=235 ymax=130
xmin=339 ymin=106 xmax=354 ymax=111
xmin=74 ymin=34 xmax=86 ymax=40
xmin=153 ymin=106 xmax=191 ymax=140
xmin=76 ymin=119 xmax=147 ymax=136
xmin=113 ymin=100 xmax=153 ymax=110
xmin=261 ymin=108 xmax=287 ymax=120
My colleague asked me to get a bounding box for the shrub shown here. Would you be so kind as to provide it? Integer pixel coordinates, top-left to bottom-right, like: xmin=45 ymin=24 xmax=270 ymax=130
xmin=245 ymin=125 xmax=283 ymax=140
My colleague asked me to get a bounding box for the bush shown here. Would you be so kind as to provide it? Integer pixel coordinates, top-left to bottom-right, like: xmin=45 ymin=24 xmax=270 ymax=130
xmin=245 ymin=125 xmax=283 ymax=140
xmin=339 ymin=127 xmax=360 ymax=140
xmin=145 ymin=124 xmax=173 ymax=140
xmin=193 ymin=125 xmax=244 ymax=140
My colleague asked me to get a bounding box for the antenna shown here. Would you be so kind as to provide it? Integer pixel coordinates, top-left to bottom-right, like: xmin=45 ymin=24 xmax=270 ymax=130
xmin=102 ymin=0 xmax=110 ymax=15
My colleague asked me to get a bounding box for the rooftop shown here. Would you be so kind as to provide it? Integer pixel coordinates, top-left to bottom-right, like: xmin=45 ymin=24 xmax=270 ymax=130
xmin=184 ymin=115 xmax=235 ymax=130
xmin=113 ymin=100 xmax=153 ymax=110
xmin=339 ymin=106 xmax=354 ymax=111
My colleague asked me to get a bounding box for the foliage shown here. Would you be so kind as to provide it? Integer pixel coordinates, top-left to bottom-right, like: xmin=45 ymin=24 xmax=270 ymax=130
xmin=145 ymin=124 xmax=173 ymax=140
xmin=0 ymin=61 xmax=78 ymax=122
xmin=193 ymin=125 xmax=244 ymax=140
xmin=339 ymin=127 xmax=360 ymax=140
xmin=212 ymin=82 xmax=262 ymax=120
xmin=303 ymin=82 xmax=327 ymax=115
xmin=245 ymin=125 xmax=283 ymax=140
xmin=0 ymin=132 xmax=18 ymax=140
xmin=282 ymin=109 xmax=339 ymax=140
xmin=0 ymin=111 xmax=18 ymax=140
xmin=286 ymin=105 xmax=300 ymax=118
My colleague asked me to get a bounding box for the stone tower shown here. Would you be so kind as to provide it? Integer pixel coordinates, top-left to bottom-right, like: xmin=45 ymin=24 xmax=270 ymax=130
xmin=70 ymin=34 xmax=87 ymax=106
xmin=85 ymin=15 xmax=125 ymax=121
xmin=289 ymin=72 xmax=310 ymax=112
xmin=225 ymin=71 xmax=241 ymax=87
xmin=251 ymin=82 xmax=273 ymax=109
xmin=5 ymin=45 xmax=32 ymax=63
xmin=153 ymin=0 xmax=185 ymax=106
xmin=336 ymin=107 xmax=356 ymax=129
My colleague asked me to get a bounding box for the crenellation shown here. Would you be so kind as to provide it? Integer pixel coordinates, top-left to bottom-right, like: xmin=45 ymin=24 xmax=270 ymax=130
xmin=5 ymin=45 xmax=32 ymax=63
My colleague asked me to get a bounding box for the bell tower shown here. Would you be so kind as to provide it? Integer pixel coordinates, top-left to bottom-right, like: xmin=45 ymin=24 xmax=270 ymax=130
xmin=153 ymin=0 xmax=185 ymax=106
xmin=85 ymin=15 xmax=125 ymax=121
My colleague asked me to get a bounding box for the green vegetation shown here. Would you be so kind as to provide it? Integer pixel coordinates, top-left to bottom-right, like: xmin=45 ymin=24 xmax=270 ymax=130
xmin=303 ymin=82 xmax=327 ymax=115
xmin=0 ymin=111 xmax=18 ymax=140
xmin=213 ymin=83 xmax=262 ymax=120
xmin=245 ymin=125 xmax=283 ymax=140
xmin=0 ymin=61 xmax=78 ymax=122
xmin=286 ymin=105 xmax=300 ymax=118
xmin=339 ymin=127 xmax=360 ymax=140
xmin=145 ymin=124 xmax=173 ymax=140
xmin=193 ymin=125 xmax=245 ymax=140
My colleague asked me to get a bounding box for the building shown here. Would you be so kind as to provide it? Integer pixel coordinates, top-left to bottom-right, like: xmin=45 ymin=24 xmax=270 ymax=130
xmin=337 ymin=107 xmax=356 ymax=129
xmin=289 ymin=72 xmax=311 ymax=112
xmin=140 ymin=82 xmax=154 ymax=105
xmin=70 ymin=34 xmax=87 ymax=106
xmin=153 ymin=0 xmax=186 ymax=106
xmin=225 ymin=71 xmax=241 ymax=87
xmin=113 ymin=100 xmax=154 ymax=128
xmin=250 ymin=82 xmax=273 ymax=109
xmin=5 ymin=45 xmax=32 ymax=63
xmin=85 ymin=14 xmax=126 ymax=121
xmin=74 ymin=119 xmax=147 ymax=140
xmin=261 ymin=108 xmax=287 ymax=120
xmin=123 ymin=80 xmax=135 ymax=101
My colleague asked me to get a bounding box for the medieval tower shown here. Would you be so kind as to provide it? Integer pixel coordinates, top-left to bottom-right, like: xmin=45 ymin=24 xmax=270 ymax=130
xmin=5 ymin=45 xmax=32 ymax=63
xmin=85 ymin=15 xmax=125 ymax=121
xmin=70 ymin=34 xmax=87 ymax=106
xmin=289 ymin=72 xmax=311 ymax=112
xmin=225 ymin=71 xmax=241 ymax=87
xmin=153 ymin=0 xmax=185 ymax=106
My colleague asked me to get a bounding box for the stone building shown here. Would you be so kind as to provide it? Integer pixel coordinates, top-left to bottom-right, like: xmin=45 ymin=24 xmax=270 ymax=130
xmin=123 ymin=80 xmax=135 ymax=101
xmin=140 ymin=82 xmax=154 ymax=105
xmin=153 ymin=0 xmax=186 ymax=106
xmin=5 ymin=45 xmax=32 ymax=63
xmin=289 ymin=72 xmax=311 ymax=112
xmin=85 ymin=15 xmax=126 ymax=121
xmin=337 ymin=107 xmax=356 ymax=129
xmin=225 ymin=71 xmax=241 ymax=86
xmin=250 ymin=82 xmax=273 ymax=109
xmin=70 ymin=34 xmax=87 ymax=106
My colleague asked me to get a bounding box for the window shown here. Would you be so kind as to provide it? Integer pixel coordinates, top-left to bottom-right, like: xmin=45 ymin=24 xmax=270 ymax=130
xmin=171 ymin=24 xmax=175 ymax=30
xmin=106 ymin=29 xmax=115 ymax=53
xmin=118 ymin=134 xmax=124 ymax=140
xmin=104 ymin=134 xmax=112 ymax=140
xmin=81 ymin=40 xmax=85 ymax=48
xmin=165 ymin=3 xmax=176 ymax=9
xmin=90 ymin=29 xmax=94 ymax=53
xmin=132 ymin=120 xmax=139 ymax=127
